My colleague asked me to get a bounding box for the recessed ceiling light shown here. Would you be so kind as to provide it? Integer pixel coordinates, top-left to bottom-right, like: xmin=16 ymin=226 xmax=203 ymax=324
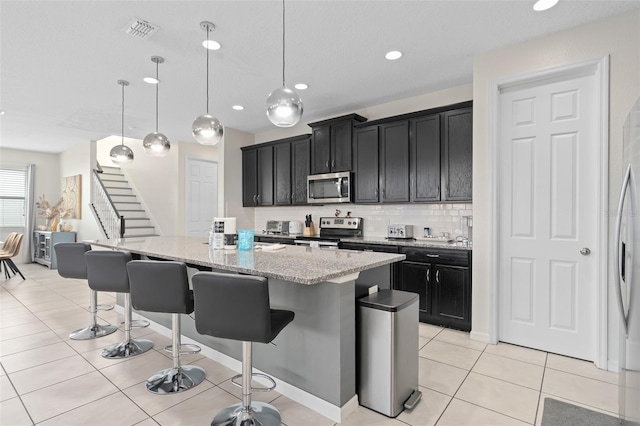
xmin=232 ymin=105 xmax=244 ymax=111
xmin=533 ymin=0 xmax=559 ymax=11
xmin=294 ymin=83 xmax=308 ymax=90
xmin=385 ymin=50 xmax=403 ymax=61
xmin=202 ymin=40 xmax=221 ymax=50
xmin=143 ymin=77 xmax=159 ymax=84
xmin=0 ymin=110 xmax=5 ymax=116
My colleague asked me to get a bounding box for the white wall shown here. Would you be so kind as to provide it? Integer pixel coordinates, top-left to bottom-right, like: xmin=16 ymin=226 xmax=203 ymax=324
xmin=472 ymin=10 xmax=640 ymax=369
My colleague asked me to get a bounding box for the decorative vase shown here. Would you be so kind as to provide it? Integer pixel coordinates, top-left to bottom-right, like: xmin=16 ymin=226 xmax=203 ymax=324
xmin=50 ymin=217 xmax=59 ymax=232
xmin=61 ymin=224 xmax=73 ymax=232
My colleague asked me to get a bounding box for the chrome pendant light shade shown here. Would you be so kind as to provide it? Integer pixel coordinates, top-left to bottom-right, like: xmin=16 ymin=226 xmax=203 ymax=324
xmin=266 ymin=0 xmax=303 ymax=127
xmin=266 ymin=86 xmax=303 ymax=127
xmin=192 ymin=21 xmax=223 ymax=146
xmin=110 ymin=80 xmax=134 ymax=165
xmin=144 ymin=56 xmax=170 ymax=157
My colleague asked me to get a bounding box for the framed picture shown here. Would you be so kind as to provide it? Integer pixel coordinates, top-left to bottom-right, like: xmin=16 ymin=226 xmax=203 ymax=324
xmin=62 ymin=174 xmax=82 ymax=219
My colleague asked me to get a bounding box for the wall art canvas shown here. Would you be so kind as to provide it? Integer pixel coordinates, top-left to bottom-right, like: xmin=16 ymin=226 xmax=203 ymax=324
xmin=62 ymin=174 xmax=82 ymax=219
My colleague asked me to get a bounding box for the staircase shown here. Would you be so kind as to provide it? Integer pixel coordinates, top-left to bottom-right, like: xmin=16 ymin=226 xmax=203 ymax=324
xmin=94 ymin=166 xmax=158 ymax=238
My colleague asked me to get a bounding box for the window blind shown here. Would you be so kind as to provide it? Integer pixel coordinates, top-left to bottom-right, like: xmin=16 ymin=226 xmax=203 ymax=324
xmin=0 ymin=167 xmax=27 ymax=227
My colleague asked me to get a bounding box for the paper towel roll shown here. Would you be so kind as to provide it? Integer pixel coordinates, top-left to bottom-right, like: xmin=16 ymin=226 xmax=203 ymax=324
xmin=223 ymin=217 xmax=236 ymax=234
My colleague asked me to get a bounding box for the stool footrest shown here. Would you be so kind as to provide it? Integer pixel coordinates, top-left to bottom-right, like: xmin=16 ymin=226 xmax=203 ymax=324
xmin=120 ymin=319 xmax=150 ymax=329
xmin=163 ymin=343 xmax=201 ymax=355
xmin=231 ymin=372 xmax=276 ymax=392
xmin=91 ymin=304 xmax=114 ymax=312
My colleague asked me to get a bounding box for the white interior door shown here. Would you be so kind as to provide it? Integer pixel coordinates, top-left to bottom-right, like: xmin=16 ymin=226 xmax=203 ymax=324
xmin=498 ymin=70 xmax=599 ymax=360
xmin=185 ymin=158 xmax=218 ymax=237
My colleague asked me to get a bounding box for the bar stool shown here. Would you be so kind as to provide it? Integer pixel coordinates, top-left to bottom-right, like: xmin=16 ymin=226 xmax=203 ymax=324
xmin=54 ymin=242 xmax=117 ymax=340
xmin=126 ymin=260 xmax=206 ymax=394
xmin=192 ymin=272 xmax=295 ymax=426
xmin=85 ymin=250 xmax=153 ymax=359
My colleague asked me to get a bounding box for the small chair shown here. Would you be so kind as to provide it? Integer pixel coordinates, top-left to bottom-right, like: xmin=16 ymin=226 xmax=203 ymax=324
xmin=54 ymin=242 xmax=117 ymax=340
xmin=0 ymin=232 xmax=18 ymax=255
xmin=192 ymin=272 xmax=295 ymax=426
xmin=127 ymin=260 xmax=206 ymax=394
xmin=0 ymin=233 xmax=25 ymax=280
xmin=85 ymin=250 xmax=153 ymax=359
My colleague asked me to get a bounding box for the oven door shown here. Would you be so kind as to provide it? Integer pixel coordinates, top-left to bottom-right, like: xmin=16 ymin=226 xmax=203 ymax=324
xmin=307 ymin=172 xmax=351 ymax=204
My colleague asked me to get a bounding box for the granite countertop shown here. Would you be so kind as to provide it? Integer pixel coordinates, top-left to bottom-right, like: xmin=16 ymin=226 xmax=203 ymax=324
xmin=254 ymin=233 xmax=472 ymax=251
xmin=89 ymin=236 xmax=404 ymax=285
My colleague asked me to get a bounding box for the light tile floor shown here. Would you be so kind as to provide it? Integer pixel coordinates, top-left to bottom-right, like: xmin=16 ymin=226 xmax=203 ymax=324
xmin=0 ymin=263 xmax=619 ymax=425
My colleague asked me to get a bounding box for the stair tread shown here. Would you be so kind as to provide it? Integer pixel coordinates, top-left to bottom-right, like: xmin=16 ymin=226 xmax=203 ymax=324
xmin=122 ymin=218 xmax=150 ymax=221
xmin=126 ymin=226 xmax=155 ymax=229
xmin=123 ymin=234 xmax=159 ymax=238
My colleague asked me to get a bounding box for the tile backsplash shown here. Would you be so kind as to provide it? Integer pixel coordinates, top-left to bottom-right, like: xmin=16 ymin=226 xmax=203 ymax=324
xmin=253 ymin=203 xmax=473 ymax=240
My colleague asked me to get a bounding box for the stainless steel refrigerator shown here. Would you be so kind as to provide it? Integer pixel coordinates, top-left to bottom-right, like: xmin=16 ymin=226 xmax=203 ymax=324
xmin=616 ymin=96 xmax=640 ymax=425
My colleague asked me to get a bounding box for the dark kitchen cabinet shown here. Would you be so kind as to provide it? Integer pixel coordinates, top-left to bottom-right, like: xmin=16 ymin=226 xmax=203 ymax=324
xmin=442 ymin=108 xmax=472 ymax=201
xmin=291 ymin=137 xmax=311 ymax=205
xmin=353 ymin=126 xmax=379 ymax=203
xmin=242 ymin=145 xmax=273 ymax=206
xmin=339 ymin=242 xmax=399 ymax=293
xmin=274 ymin=142 xmax=291 ymax=205
xmin=379 ymin=121 xmax=410 ymax=203
xmin=411 ymin=114 xmax=441 ymax=202
xmin=309 ymin=114 xmax=367 ymax=174
xmin=397 ymin=247 xmax=471 ymax=331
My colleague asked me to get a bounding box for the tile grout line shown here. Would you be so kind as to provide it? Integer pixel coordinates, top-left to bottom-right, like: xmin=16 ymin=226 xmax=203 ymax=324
xmin=0 ymin=348 xmax=36 ymax=426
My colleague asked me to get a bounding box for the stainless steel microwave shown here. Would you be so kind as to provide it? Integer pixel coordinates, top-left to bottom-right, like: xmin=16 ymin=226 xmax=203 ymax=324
xmin=307 ymin=172 xmax=352 ymax=204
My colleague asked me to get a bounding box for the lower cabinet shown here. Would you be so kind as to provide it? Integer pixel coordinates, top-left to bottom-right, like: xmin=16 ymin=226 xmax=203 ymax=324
xmin=397 ymin=247 xmax=471 ymax=331
xmin=33 ymin=231 xmax=77 ymax=269
xmin=255 ymin=236 xmax=295 ymax=245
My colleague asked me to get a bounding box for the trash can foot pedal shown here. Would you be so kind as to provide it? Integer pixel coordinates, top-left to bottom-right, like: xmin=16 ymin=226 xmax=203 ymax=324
xmin=404 ymin=389 xmax=422 ymax=410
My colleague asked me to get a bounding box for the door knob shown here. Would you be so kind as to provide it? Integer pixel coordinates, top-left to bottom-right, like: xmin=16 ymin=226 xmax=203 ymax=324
xmin=580 ymin=248 xmax=591 ymax=256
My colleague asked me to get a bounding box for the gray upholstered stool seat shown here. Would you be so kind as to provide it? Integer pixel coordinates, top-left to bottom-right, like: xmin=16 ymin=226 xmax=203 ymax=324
xmin=54 ymin=242 xmax=117 ymax=340
xmin=127 ymin=260 xmax=206 ymax=394
xmin=192 ymin=272 xmax=295 ymax=426
xmin=85 ymin=250 xmax=153 ymax=359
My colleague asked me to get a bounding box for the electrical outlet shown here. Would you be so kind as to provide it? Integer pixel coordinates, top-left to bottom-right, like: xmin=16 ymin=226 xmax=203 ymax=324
xmin=368 ymin=285 xmax=378 ymax=295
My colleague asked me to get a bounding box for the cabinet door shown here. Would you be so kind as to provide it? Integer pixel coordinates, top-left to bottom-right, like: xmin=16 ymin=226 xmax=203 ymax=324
xmin=400 ymin=261 xmax=431 ymax=314
xmin=380 ymin=121 xmax=410 ymax=203
xmin=274 ymin=142 xmax=292 ymax=205
xmin=257 ymin=146 xmax=274 ymax=206
xmin=353 ymin=126 xmax=379 ymax=203
xmin=442 ymin=108 xmax=472 ymax=201
xmin=311 ymin=125 xmax=331 ymax=174
xmin=242 ymin=148 xmax=258 ymax=206
xmin=331 ymin=121 xmax=353 ymax=172
xmin=411 ymin=114 xmax=441 ymax=202
xmin=434 ymin=264 xmax=470 ymax=330
xmin=291 ymin=138 xmax=310 ymax=205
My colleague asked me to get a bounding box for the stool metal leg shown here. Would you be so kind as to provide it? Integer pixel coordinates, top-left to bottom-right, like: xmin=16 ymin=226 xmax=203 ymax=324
xmin=69 ymin=289 xmax=118 ymax=340
xmin=212 ymin=341 xmax=282 ymax=426
xmin=145 ymin=313 xmax=205 ymax=394
xmin=102 ymin=293 xmax=153 ymax=358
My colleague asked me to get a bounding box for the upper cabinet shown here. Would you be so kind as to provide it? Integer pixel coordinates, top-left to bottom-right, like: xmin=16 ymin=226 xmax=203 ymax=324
xmin=309 ymin=114 xmax=367 ymax=174
xmin=242 ymin=135 xmax=311 ymax=207
xmin=353 ymin=101 xmax=472 ymax=204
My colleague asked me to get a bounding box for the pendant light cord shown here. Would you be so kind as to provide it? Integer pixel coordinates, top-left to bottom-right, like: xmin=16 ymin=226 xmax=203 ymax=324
xmin=206 ymin=24 xmax=210 ymax=114
xmin=155 ymin=60 xmax=159 ymax=133
xmin=121 ymin=82 xmax=125 ymax=146
xmin=282 ymin=0 xmax=285 ymax=87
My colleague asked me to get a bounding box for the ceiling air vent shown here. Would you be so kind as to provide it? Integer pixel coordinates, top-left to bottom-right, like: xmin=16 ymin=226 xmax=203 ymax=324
xmin=122 ymin=18 xmax=159 ymax=40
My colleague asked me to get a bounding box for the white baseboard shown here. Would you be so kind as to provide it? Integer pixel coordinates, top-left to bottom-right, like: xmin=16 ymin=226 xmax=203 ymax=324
xmin=470 ymin=330 xmax=491 ymax=344
xmin=116 ymin=307 xmax=353 ymax=423
xmin=608 ymin=359 xmax=620 ymax=373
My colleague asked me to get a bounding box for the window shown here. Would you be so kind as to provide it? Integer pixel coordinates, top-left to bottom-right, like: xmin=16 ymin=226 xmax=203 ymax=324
xmin=0 ymin=167 xmax=27 ymax=227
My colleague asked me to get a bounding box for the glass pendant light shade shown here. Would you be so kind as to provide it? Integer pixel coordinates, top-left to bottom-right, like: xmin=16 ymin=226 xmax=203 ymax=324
xmin=110 ymin=144 xmax=134 ymax=165
xmin=266 ymin=86 xmax=303 ymax=127
xmin=143 ymin=132 xmax=170 ymax=157
xmin=192 ymin=114 xmax=223 ymax=145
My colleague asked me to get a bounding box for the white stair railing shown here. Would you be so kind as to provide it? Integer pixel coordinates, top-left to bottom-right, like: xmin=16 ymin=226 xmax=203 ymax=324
xmin=90 ymin=169 xmax=124 ymax=239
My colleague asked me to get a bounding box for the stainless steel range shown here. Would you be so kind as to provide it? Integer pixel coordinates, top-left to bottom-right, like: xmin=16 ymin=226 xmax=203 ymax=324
xmin=294 ymin=217 xmax=363 ymax=248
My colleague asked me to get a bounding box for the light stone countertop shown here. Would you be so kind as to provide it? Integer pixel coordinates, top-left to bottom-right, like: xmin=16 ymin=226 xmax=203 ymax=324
xmin=89 ymin=236 xmax=405 ymax=285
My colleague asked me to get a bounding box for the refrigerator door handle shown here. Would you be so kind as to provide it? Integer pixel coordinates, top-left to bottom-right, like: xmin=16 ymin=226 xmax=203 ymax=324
xmin=615 ymin=163 xmax=632 ymax=335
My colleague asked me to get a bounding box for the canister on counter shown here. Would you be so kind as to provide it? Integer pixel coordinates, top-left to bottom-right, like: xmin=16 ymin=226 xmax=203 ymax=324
xmin=212 ymin=217 xmax=237 ymax=250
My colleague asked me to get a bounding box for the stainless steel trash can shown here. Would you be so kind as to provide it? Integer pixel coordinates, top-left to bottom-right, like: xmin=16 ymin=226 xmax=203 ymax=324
xmin=357 ymin=289 xmax=421 ymax=417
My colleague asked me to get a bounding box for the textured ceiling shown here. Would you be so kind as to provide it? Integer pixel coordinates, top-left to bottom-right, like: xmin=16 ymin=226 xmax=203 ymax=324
xmin=1 ymin=0 xmax=639 ymax=153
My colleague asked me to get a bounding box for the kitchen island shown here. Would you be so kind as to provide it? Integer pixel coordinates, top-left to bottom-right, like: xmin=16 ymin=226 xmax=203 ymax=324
xmin=89 ymin=236 xmax=405 ymax=422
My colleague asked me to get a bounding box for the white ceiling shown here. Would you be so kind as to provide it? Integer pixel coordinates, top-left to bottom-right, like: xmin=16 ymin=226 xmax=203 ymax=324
xmin=1 ymin=0 xmax=639 ymax=154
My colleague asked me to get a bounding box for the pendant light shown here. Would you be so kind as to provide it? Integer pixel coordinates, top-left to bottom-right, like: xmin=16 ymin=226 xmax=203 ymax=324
xmin=265 ymin=0 xmax=303 ymax=127
xmin=192 ymin=21 xmax=224 ymax=146
xmin=143 ymin=56 xmax=171 ymax=157
xmin=110 ymin=80 xmax=134 ymax=165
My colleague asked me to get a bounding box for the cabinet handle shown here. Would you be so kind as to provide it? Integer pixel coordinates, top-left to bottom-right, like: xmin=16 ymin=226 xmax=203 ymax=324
xmin=332 ymin=160 xmax=336 ymax=169
xmin=253 ymin=195 xmax=257 ymax=203
xmin=382 ymin=188 xmax=385 ymax=198
xmin=257 ymin=194 xmax=261 ymax=204
xmin=426 ymin=269 xmax=430 ymax=283
xmin=436 ymin=270 xmax=440 ymax=283
xmin=426 ymin=254 xmax=440 ymax=258
xmin=326 ymin=160 xmax=330 ymax=169
xmin=290 ymin=193 xmax=294 ymax=201
xmin=375 ymin=188 xmax=378 ymax=199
